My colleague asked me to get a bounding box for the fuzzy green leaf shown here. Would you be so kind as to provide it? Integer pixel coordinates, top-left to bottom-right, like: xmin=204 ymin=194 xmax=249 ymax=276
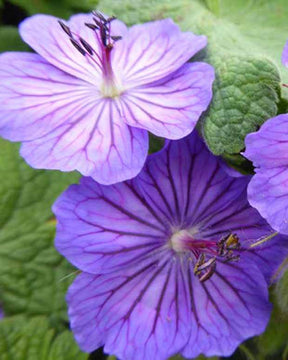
xmin=0 ymin=139 xmax=79 ymax=323
xmin=0 ymin=316 xmax=87 ymax=360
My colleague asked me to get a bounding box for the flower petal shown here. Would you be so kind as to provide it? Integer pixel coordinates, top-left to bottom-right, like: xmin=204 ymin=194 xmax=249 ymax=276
xmin=247 ymin=167 xmax=288 ymax=235
xmin=182 ymin=261 xmax=271 ymax=358
xmin=67 ymin=253 xmax=272 ymax=359
xmin=245 ymin=232 xmax=288 ymax=283
xmin=137 ymin=131 xmax=251 ymax=227
xmin=67 ymin=260 xmax=193 ymax=360
xmin=112 ymin=18 xmax=207 ymax=87
xmin=20 ymin=98 xmax=148 ymax=184
xmin=120 ymin=62 xmax=214 ymax=139
xmin=53 ymin=177 xmax=168 ymax=274
xmin=0 ymin=52 xmax=91 ymax=141
xmin=243 ymin=114 xmax=288 ymax=168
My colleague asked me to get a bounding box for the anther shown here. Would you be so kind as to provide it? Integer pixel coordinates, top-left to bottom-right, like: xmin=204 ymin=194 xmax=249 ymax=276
xmin=93 ymin=17 xmax=102 ymax=28
xmin=70 ymin=38 xmax=86 ymax=56
xmin=111 ymin=35 xmax=122 ymax=42
xmin=107 ymin=16 xmax=116 ymax=23
xmin=85 ymin=23 xmax=99 ymax=30
xmin=100 ymin=27 xmax=107 ymax=46
xmin=58 ymin=20 xmax=72 ymax=37
xmin=93 ymin=11 xmax=107 ymax=22
xmin=79 ymin=38 xmax=94 ymax=55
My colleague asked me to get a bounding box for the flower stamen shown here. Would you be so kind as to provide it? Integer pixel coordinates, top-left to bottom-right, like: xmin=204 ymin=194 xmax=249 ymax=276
xmin=59 ymin=13 xmax=123 ymax=98
xmin=170 ymin=230 xmax=241 ymax=282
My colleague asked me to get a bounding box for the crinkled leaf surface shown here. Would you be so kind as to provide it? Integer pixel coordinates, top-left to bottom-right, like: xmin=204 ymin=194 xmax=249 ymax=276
xmin=0 ymin=139 xmax=79 ymax=322
xmin=97 ymin=0 xmax=285 ymax=155
xmin=0 ymin=316 xmax=87 ymax=360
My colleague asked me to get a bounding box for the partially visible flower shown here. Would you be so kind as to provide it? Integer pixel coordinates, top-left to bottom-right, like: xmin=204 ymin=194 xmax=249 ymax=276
xmin=243 ymin=40 xmax=288 ymax=234
xmin=244 ymin=114 xmax=288 ymax=234
xmin=0 ymin=12 xmax=214 ymax=184
xmin=53 ymin=130 xmax=287 ymax=360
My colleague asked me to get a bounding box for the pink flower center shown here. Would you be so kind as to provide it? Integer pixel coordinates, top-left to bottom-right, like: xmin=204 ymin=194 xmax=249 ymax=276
xmin=170 ymin=229 xmax=241 ymax=282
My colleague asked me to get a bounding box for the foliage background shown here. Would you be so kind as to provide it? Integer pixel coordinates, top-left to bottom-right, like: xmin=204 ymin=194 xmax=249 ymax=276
xmin=0 ymin=0 xmax=288 ymax=359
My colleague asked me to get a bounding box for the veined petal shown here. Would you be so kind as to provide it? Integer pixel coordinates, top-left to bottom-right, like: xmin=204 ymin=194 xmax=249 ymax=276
xmin=19 ymin=96 xmax=148 ymax=185
xmin=244 ymin=114 xmax=288 ymax=168
xmin=53 ymin=177 xmax=168 ymax=274
xmin=67 ymin=253 xmax=271 ymax=359
xmin=54 ymin=130 xmax=287 ymax=358
xmin=243 ymin=114 xmax=288 ymax=234
xmin=0 ymin=52 xmax=92 ymax=141
xmin=245 ymin=232 xmax=288 ymax=283
xmin=121 ymin=63 xmax=214 ymax=139
xmin=282 ymin=39 xmax=288 ymax=67
xmin=247 ymin=167 xmax=288 ymax=235
xmin=137 ymin=131 xmax=251 ymax=228
xmin=19 ymin=14 xmax=104 ymax=84
xmin=112 ymin=18 xmax=207 ymax=87
xmin=67 ymin=260 xmax=193 ymax=360
xmin=182 ymin=261 xmax=271 ymax=358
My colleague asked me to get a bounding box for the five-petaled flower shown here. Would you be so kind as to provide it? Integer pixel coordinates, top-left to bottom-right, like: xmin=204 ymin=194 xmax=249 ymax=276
xmin=243 ymin=39 xmax=288 ymax=235
xmin=0 ymin=12 xmax=214 ymax=184
xmin=53 ymin=130 xmax=288 ymax=360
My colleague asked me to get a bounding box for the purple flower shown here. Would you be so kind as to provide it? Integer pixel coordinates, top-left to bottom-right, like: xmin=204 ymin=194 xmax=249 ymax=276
xmin=244 ymin=114 xmax=288 ymax=234
xmin=53 ymin=130 xmax=287 ymax=360
xmin=0 ymin=12 xmax=214 ymax=185
xmin=243 ymin=41 xmax=288 ymax=234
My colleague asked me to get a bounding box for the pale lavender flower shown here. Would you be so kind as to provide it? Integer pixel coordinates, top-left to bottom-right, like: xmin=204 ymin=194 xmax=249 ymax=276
xmin=53 ymin=130 xmax=288 ymax=360
xmin=0 ymin=12 xmax=214 ymax=184
xmin=243 ymin=40 xmax=288 ymax=234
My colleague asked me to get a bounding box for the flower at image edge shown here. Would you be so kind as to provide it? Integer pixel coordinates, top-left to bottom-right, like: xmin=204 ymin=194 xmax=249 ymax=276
xmin=243 ymin=39 xmax=288 ymax=235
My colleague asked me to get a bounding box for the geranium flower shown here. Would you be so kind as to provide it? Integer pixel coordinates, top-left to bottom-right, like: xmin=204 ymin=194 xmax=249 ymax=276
xmin=0 ymin=12 xmax=214 ymax=184
xmin=53 ymin=130 xmax=287 ymax=360
xmin=243 ymin=40 xmax=288 ymax=234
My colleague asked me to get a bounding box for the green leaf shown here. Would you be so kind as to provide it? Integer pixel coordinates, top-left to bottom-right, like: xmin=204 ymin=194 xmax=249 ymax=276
xmin=201 ymin=56 xmax=280 ymax=154
xmin=0 ymin=316 xmax=87 ymax=360
xmin=0 ymin=26 xmax=30 ymax=52
xmin=9 ymin=0 xmax=95 ymax=17
xmin=169 ymin=355 xmax=218 ymax=360
xmin=148 ymin=133 xmax=165 ymax=154
xmin=283 ymin=342 xmax=288 ymax=360
xmin=0 ymin=139 xmax=79 ymax=324
xmin=96 ymin=0 xmax=283 ymax=155
xmin=255 ymin=298 xmax=288 ymax=359
xmin=275 ymin=259 xmax=288 ymax=315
